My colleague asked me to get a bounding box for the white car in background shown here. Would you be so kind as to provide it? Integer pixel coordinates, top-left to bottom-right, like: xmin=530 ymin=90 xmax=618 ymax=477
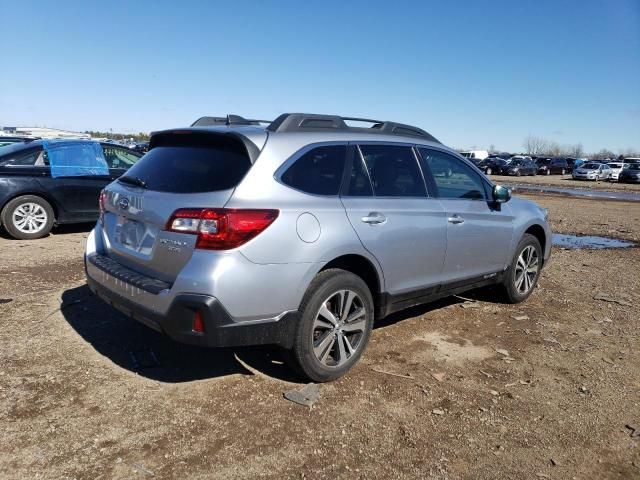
xmin=607 ymin=162 xmax=625 ymax=181
xmin=460 ymin=150 xmax=489 ymax=162
xmin=572 ymin=162 xmax=612 ymax=181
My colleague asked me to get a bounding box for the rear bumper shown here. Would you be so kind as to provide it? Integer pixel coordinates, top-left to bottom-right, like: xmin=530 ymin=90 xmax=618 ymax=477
xmin=85 ymin=254 xmax=299 ymax=348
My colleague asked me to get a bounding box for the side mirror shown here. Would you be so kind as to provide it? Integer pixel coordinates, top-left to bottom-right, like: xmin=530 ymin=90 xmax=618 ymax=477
xmin=493 ymin=185 xmax=511 ymax=203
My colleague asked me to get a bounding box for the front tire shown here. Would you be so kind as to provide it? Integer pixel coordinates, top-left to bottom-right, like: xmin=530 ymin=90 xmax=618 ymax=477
xmin=1 ymin=195 xmax=55 ymax=240
xmin=500 ymin=234 xmax=542 ymax=304
xmin=286 ymin=269 xmax=374 ymax=382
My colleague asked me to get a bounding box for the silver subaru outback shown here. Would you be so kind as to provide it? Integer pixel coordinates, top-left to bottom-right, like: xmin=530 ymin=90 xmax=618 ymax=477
xmin=85 ymin=113 xmax=551 ymax=382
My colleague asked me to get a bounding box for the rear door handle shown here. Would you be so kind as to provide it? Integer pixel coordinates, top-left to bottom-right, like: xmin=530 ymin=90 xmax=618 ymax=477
xmin=362 ymin=212 xmax=387 ymax=225
xmin=448 ymin=214 xmax=464 ymax=224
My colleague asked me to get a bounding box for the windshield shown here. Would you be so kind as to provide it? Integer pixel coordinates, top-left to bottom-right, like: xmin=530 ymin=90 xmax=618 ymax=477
xmin=607 ymin=163 xmax=622 ymax=168
xmin=510 ymin=159 xmax=524 ymax=166
xmin=537 ymin=158 xmax=551 ymax=165
xmin=583 ymin=163 xmax=600 ymax=169
xmin=626 ymin=164 xmax=640 ymax=171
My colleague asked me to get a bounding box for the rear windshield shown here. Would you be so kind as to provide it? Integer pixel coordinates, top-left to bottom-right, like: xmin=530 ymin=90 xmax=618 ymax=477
xmin=121 ymin=134 xmax=251 ymax=193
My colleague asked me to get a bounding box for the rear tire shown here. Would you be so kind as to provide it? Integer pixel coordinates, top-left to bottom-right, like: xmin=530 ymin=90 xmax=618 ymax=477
xmin=1 ymin=195 xmax=55 ymax=240
xmin=500 ymin=234 xmax=542 ymax=304
xmin=286 ymin=269 xmax=374 ymax=382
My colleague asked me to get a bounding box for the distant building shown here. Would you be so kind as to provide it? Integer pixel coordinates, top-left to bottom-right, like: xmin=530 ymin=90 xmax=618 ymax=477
xmin=0 ymin=126 xmax=90 ymax=139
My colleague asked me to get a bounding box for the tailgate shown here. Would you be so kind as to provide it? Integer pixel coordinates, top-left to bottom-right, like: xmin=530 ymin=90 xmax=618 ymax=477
xmin=98 ymin=130 xmax=258 ymax=283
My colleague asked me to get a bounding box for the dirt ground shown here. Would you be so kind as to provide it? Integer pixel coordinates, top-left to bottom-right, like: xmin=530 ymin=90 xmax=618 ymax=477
xmin=492 ymin=173 xmax=640 ymax=193
xmin=1 ymin=193 xmax=639 ymax=479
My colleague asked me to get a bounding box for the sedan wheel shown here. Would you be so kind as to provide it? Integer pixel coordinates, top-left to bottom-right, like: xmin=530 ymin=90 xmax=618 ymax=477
xmin=12 ymin=203 xmax=48 ymax=235
xmin=1 ymin=195 xmax=55 ymax=240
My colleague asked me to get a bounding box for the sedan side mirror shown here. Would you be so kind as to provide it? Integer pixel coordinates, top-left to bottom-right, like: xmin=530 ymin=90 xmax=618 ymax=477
xmin=493 ymin=185 xmax=511 ymax=203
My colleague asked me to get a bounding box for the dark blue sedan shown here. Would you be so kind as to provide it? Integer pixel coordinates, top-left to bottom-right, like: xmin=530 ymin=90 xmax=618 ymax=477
xmin=0 ymin=139 xmax=142 ymax=239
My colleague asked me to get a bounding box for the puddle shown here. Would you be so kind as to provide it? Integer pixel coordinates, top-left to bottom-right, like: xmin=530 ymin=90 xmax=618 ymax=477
xmin=552 ymin=233 xmax=636 ymax=249
xmin=511 ymin=184 xmax=640 ymax=202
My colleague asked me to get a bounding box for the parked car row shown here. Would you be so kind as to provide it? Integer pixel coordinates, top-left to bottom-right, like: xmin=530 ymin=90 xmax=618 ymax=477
xmin=471 ymin=152 xmax=639 ymax=182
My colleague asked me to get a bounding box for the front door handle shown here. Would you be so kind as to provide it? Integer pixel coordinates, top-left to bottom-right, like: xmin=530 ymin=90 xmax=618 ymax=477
xmin=362 ymin=212 xmax=387 ymax=225
xmin=448 ymin=214 xmax=464 ymax=224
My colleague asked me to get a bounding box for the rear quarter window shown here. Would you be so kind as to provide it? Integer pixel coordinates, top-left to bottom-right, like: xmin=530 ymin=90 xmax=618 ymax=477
xmin=281 ymin=145 xmax=347 ymax=195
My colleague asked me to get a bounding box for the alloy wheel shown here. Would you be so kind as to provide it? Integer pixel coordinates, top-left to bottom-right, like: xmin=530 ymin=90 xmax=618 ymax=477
xmin=514 ymin=245 xmax=539 ymax=295
xmin=12 ymin=203 xmax=48 ymax=234
xmin=312 ymin=289 xmax=367 ymax=368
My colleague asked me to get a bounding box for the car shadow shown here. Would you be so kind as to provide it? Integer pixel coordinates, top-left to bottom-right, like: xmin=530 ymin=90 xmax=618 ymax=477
xmin=52 ymin=222 xmax=95 ymax=235
xmin=60 ymin=283 xmax=507 ymax=384
xmin=60 ymin=285 xmax=304 ymax=384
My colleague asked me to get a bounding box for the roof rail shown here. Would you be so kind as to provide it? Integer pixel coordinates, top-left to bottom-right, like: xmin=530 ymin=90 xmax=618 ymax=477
xmin=190 ymin=114 xmax=271 ymax=127
xmin=266 ymin=113 xmax=439 ymax=143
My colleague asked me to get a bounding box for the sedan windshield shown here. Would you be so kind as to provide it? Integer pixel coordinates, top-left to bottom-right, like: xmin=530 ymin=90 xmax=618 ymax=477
xmin=582 ymin=163 xmax=600 ymax=169
xmin=607 ymin=163 xmax=622 ymax=168
xmin=626 ymin=164 xmax=640 ymax=171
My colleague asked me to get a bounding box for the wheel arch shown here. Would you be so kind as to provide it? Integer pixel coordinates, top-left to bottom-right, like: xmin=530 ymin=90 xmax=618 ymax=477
xmin=524 ymin=224 xmax=547 ymax=258
xmin=319 ymin=254 xmax=383 ymax=299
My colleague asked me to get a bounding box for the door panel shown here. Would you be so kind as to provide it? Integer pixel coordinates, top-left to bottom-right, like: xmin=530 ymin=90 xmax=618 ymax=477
xmin=417 ymin=147 xmax=514 ymax=283
xmin=342 ymin=197 xmax=447 ymax=294
xmin=438 ymin=199 xmax=514 ymax=282
xmin=341 ymin=144 xmax=447 ymax=295
xmin=42 ymin=175 xmax=112 ymax=221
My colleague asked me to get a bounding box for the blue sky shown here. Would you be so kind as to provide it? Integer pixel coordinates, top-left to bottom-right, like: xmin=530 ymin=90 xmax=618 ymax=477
xmin=1 ymin=0 xmax=638 ymax=153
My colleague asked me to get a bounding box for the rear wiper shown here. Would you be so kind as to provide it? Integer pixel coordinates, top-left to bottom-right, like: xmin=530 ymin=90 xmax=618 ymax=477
xmin=118 ymin=175 xmax=147 ymax=189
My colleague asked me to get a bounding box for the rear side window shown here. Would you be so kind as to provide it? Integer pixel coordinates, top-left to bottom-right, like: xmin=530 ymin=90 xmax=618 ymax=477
xmin=359 ymin=145 xmax=427 ymax=197
xmin=102 ymin=146 xmax=141 ymax=169
xmin=281 ymin=145 xmax=346 ymax=195
xmin=122 ymin=134 xmax=251 ymax=193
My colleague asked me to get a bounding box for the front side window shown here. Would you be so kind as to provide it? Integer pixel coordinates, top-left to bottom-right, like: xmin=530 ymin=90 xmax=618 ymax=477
xmin=281 ymin=145 xmax=346 ymax=195
xmin=358 ymin=144 xmax=426 ymax=197
xmin=418 ymin=148 xmax=487 ymax=200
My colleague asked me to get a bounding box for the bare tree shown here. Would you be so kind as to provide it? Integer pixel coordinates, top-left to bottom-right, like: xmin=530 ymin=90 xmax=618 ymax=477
xmin=567 ymin=143 xmax=584 ymax=158
xmin=522 ymin=135 xmax=549 ymax=155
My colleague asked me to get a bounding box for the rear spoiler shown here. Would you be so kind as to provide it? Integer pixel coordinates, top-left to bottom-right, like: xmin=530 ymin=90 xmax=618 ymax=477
xmin=148 ymin=128 xmax=263 ymax=163
xmin=190 ymin=114 xmax=271 ymax=127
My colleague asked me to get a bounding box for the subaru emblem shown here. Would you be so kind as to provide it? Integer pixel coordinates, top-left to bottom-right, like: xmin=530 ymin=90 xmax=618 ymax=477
xmin=118 ymin=197 xmax=130 ymax=210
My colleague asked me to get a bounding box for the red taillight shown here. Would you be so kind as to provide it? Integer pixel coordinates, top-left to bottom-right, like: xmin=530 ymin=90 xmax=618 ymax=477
xmin=99 ymin=189 xmax=107 ymax=223
xmin=165 ymin=208 xmax=279 ymax=250
xmin=192 ymin=310 xmax=205 ymax=334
